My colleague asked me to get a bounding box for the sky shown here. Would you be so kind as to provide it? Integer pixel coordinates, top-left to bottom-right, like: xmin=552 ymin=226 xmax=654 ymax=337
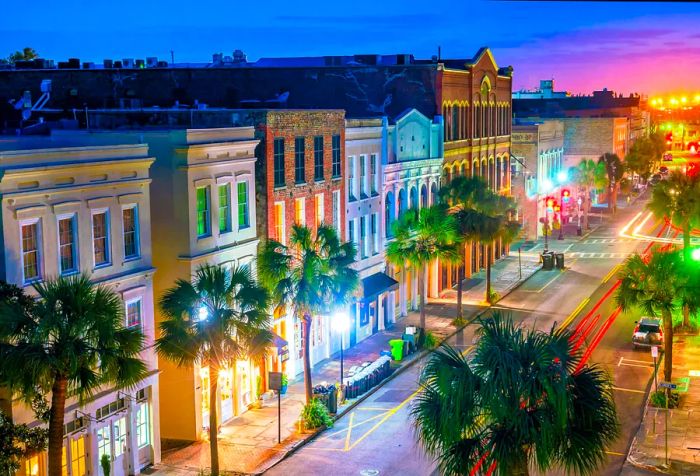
xmin=2 ymin=0 xmax=700 ymax=96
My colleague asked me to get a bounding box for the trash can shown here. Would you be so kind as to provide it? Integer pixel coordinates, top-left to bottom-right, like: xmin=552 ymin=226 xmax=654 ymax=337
xmin=555 ymin=253 xmax=565 ymax=269
xmin=542 ymin=252 xmax=554 ymax=270
xmin=328 ymin=387 xmax=338 ymax=414
xmin=389 ymin=339 xmax=404 ymax=361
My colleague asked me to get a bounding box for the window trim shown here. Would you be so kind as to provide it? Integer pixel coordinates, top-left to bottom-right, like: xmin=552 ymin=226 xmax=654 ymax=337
xmin=125 ymin=297 xmax=143 ymax=329
xmin=294 ymin=137 xmax=306 ymax=184
xmin=196 ymin=186 xmax=212 ymax=239
xmin=19 ymin=218 xmax=42 ymax=284
xmin=237 ymin=180 xmax=250 ymax=230
xmin=218 ymin=183 xmax=232 ymax=234
xmin=274 ymin=201 xmax=286 ymax=245
xmin=122 ymin=204 xmax=141 ymax=261
xmin=57 ymin=213 xmax=79 ymax=276
xmin=313 ymin=135 xmax=324 ymax=182
xmin=91 ymin=208 xmax=111 ymax=269
xmin=331 ymin=134 xmax=342 ymax=178
xmin=273 ymin=137 xmax=286 ymax=188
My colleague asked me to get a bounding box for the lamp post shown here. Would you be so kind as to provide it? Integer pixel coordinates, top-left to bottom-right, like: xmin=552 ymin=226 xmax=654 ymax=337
xmin=333 ymin=311 xmax=350 ymax=387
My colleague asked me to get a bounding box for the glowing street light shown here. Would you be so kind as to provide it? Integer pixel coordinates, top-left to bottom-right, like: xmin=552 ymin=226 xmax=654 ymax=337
xmin=557 ymin=170 xmax=568 ymax=184
xmin=692 ymin=248 xmax=700 ymax=262
xmin=197 ymin=305 xmax=209 ymax=321
xmin=333 ymin=311 xmax=350 ymax=386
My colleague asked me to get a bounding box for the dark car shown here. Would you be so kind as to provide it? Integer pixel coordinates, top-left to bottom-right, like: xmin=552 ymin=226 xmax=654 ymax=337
xmin=659 ymin=166 xmax=669 ymax=175
xmin=632 ymin=318 xmax=663 ymax=349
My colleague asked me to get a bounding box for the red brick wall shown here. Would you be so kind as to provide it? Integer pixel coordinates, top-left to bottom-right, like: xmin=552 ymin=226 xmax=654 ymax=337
xmin=259 ymin=110 xmax=346 ymax=242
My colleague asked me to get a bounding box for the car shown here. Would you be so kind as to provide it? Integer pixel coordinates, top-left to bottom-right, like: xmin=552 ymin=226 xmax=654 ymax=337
xmin=650 ymin=174 xmax=662 ymax=185
xmin=632 ymin=317 xmax=663 ymax=349
xmin=659 ymin=166 xmax=669 ymax=175
xmin=663 ymin=153 xmax=673 ymax=161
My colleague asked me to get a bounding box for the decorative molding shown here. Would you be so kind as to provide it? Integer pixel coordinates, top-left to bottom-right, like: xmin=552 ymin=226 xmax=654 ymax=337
xmin=14 ymin=204 xmax=48 ymax=220
xmin=118 ymin=192 xmax=144 ymax=204
xmin=52 ymin=200 xmax=82 ymax=214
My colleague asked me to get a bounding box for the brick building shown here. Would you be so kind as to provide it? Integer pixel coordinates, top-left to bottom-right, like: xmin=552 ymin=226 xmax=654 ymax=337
xmin=228 ymin=109 xmax=346 ymax=377
xmin=559 ymin=117 xmax=629 ymax=168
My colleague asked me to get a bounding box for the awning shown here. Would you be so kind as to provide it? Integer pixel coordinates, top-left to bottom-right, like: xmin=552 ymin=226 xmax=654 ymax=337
xmin=361 ymin=272 xmax=399 ymax=301
xmin=270 ymin=332 xmax=289 ymax=362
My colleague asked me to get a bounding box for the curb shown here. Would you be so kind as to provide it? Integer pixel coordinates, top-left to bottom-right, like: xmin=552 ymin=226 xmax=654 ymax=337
xmin=257 ymin=261 xmax=544 ymax=475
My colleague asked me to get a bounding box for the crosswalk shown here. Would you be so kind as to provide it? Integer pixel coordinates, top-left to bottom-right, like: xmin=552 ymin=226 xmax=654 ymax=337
xmin=568 ymin=252 xmax=629 ymax=259
xmin=582 ymin=238 xmax=635 ymax=244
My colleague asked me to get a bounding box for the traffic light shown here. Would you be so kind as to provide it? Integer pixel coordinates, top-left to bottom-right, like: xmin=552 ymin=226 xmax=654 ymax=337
xmin=561 ymin=189 xmax=571 ymax=203
xmin=666 ymin=131 xmax=673 ymax=145
xmin=688 ymin=163 xmax=699 ymax=178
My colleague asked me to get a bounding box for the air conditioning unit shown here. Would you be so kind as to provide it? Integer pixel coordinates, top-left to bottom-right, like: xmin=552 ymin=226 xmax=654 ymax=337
xmin=212 ymin=53 xmax=223 ymax=64
xmin=146 ymin=57 xmax=158 ymax=68
xmin=122 ymin=58 xmax=135 ymax=68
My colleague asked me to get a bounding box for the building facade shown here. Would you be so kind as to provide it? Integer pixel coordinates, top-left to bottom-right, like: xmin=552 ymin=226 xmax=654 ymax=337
xmin=560 ymin=117 xmax=630 ymax=169
xmin=511 ymin=120 xmax=565 ymax=241
xmin=384 ymin=109 xmax=444 ymax=315
xmin=344 ymin=118 xmax=398 ymax=349
xmin=229 ymin=109 xmax=346 ymax=378
xmin=438 ymin=48 xmax=513 ymax=291
xmin=0 ymin=140 xmax=160 ymax=476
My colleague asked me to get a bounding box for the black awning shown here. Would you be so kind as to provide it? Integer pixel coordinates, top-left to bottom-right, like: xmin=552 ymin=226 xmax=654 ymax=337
xmin=270 ymin=332 xmax=290 ymax=361
xmin=361 ymin=272 xmax=399 ymax=301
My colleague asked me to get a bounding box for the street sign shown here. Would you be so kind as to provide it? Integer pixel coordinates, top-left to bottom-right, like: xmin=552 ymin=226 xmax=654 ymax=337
xmin=659 ymin=382 xmax=677 ymax=389
xmin=269 ymin=371 xmax=283 ymax=391
xmin=651 ymin=346 xmax=659 ymax=358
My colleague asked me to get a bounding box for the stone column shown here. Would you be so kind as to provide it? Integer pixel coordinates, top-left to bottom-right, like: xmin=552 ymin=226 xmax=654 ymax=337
xmin=127 ymin=397 xmax=140 ymax=475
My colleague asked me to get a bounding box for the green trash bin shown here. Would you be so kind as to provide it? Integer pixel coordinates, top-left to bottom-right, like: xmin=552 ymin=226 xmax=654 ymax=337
xmin=389 ymin=339 xmax=405 ymax=361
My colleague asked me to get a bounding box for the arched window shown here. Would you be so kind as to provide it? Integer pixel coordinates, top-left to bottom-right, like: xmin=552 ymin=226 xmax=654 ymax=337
xmin=452 ymin=106 xmax=460 ymax=141
xmin=430 ymin=182 xmax=438 ymax=206
xmin=385 ymin=191 xmax=394 ymax=237
xmin=461 ymin=162 xmax=468 ymax=177
xmin=475 ymin=104 xmax=481 ymax=139
xmin=398 ymin=188 xmax=407 ymax=218
xmin=481 ymin=159 xmax=487 ymax=181
xmin=472 ymin=160 xmax=478 ymax=177
xmin=410 ymin=186 xmax=418 ymax=211
xmin=496 ymin=157 xmax=502 ymax=190
xmin=503 ymin=158 xmax=509 ymax=190
xmin=489 ymin=159 xmax=495 ymax=189
xmin=421 ymin=184 xmax=428 ymax=208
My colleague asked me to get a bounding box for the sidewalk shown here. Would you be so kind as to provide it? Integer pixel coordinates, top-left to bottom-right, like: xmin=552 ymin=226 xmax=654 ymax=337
xmin=625 ymin=335 xmax=700 ymax=475
xmin=153 ymin=250 xmax=543 ymax=475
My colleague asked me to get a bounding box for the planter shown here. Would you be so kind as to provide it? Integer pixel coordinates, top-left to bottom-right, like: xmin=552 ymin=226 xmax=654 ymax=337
xmin=280 ymin=384 xmax=288 ymax=395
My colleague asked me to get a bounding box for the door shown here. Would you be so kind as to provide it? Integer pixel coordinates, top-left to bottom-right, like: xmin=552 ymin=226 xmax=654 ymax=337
xmin=111 ymin=417 xmax=128 ymax=476
xmin=220 ymin=368 xmax=234 ymax=422
xmin=370 ymin=301 xmax=378 ymax=335
xmin=382 ymin=296 xmax=390 ymax=329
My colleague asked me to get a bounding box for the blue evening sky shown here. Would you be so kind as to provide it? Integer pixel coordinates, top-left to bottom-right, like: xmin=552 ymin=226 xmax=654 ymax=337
xmin=2 ymin=0 xmax=699 ymax=94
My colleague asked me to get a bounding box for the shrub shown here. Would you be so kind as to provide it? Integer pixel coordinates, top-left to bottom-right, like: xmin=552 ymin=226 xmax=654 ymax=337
xmin=452 ymin=316 xmax=467 ymax=328
xmin=650 ymin=390 xmax=680 ymax=409
xmin=100 ymin=454 xmax=111 ymax=476
xmin=487 ymin=290 xmax=500 ymax=304
xmin=302 ymin=398 xmax=333 ymax=430
xmin=281 ymin=374 xmax=288 ymax=386
xmin=423 ymin=330 xmax=438 ymax=349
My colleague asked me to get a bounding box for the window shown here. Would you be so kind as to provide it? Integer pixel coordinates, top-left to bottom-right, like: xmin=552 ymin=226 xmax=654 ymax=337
xmin=371 ymin=213 xmax=379 ymax=255
xmin=136 ymin=402 xmax=151 ymax=448
xmin=196 ymin=187 xmax=211 ymax=238
xmin=315 ymin=193 xmax=324 ymax=230
xmin=360 ymin=155 xmax=367 ymax=196
xmin=274 ymin=202 xmax=285 ymax=244
xmin=21 ymin=221 xmax=40 ymax=282
xmin=126 ymin=299 xmax=142 ymax=328
xmin=237 ymin=181 xmax=249 ymax=229
xmin=294 ymin=137 xmax=306 ymax=184
xmin=97 ymin=425 xmax=111 ymax=460
xmin=348 ymin=218 xmax=354 ymax=245
xmin=360 ymin=216 xmax=367 ymax=258
xmin=314 ymin=136 xmax=324 ymax=181
xmin=294 ymin=198 xmax=306 ymax=225
xmin=273 ymin=138 xmax=285 ymax=187
xmin=113 ymin=417 xmax=127 ymax=457
xmin=332 ymin=190 xmax=341 ymax=234
xmin=370 ymin=154 xmax=377 ymax=194
xmin=332 ymin=135 xmax=341 ymax=178
xmin=123 ymin=206 xmax=140 ymax=259
xmin=58 ymin=215 xmax=78 ymax=275
xmin=348 ymin=156 xmax=356 ymax=201
xmin=218 ymin=183 xmax=231 ymax=233
xmin=92 ymin=211 xmax=110 ymax=267
xmin=70 ymin=436 xmax=86 ymax=476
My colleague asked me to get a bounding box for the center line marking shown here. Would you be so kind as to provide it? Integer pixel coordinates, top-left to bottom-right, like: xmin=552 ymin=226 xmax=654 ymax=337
xmin=612 ymin=386 xmax=646 ymax=394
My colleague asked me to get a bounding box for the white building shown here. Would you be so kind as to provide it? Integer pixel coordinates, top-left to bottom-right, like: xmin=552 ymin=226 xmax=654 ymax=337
xmin=383 ymin=109 xmax=444 ymax=316
xmin=342 ymin=118 xmax=398 ymax=351
xmin=0 ymin=138 xmax=160 ymax=476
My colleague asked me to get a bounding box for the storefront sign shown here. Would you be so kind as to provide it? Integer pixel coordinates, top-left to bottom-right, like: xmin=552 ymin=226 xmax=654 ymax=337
xmin=269 ymin=372 xmax=283 ymax=391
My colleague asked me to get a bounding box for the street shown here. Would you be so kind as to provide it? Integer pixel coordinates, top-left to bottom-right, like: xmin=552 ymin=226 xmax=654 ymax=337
xmin=266 ymin=199 xmax=662 ymax=476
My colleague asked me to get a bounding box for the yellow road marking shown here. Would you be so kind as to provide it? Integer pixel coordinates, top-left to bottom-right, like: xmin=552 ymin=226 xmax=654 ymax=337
xmin=602 ymin=264 xmax=621 ymax=284
xmin=557 ymin=297 xmax=590 ymax=332
xmin=355 ymin=407 xmax=392 ymax=411
xmin=605 ymin=450 xmax=625 ymax=456
xmin=318 ymin=412 xmax=387 ymax=441
xmin=612 ymin=387 xmax=646 ymax=394
xmin=344 ymin=411 xmax=354 ymax=451
xmin=347 ymin=388 xmax=420 ymax=451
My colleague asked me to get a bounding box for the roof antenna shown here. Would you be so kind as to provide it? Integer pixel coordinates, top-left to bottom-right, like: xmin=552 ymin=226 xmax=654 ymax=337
xmin=438 ymin=46 xmax=441 ymax=61
xmin=170 ymin=50 xmax=175 ymax=65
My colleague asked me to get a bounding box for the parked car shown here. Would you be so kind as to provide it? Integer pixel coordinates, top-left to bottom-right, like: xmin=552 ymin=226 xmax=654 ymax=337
xmin=659 ymin=166 xmax=669 ymax=175
xmin=632 ymin=317 xmax=663 ymax=349
xmin=663 ymin=153 xmax=673 ymax=161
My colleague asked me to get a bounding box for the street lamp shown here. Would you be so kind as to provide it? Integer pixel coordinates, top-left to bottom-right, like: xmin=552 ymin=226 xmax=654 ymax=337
xmin=333 ymin=311 xmax=350 ymax=387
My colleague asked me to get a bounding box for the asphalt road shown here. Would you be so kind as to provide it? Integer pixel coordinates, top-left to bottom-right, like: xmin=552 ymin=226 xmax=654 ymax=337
xmin=266 ymin=199 xmax=660 ymax=476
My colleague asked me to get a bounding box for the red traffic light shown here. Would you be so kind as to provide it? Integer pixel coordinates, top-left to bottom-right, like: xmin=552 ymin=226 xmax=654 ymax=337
xmin=666 ymin=132 xmax=673 ymax=145
xmin=562 ymin=189 xmax=570 ymax=198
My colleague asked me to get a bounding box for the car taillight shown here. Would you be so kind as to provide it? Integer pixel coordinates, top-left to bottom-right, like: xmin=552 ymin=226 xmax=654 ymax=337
xmin=633 ymin=324 xmax=640 ymax=333
xmin=659 ymin=328 xmax=663 ymax=337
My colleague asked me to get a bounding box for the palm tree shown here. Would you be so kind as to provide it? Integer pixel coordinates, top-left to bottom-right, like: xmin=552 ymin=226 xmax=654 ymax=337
xmin=616 ymin=249 xmax=685 ymax=381
xmin=257 ymin=224 xmax=358 ymax=404
xmin=412 ymin=312 xmax=619 ymax=476
xmin=386 ymin=205 xmax=460 ymax=329
xmin=156 ymin=264 xmax=270 ymax=476
xmin=0 ymin=275 xmax=146 ymax=476
xmin=570 ymin=159 xmax=607 ymax=230
xmin=598 ymin=153 xmax=624 ymax=214
xmin=441 ymin=176 xmax=491 ymax=317
xmin=647 ymin=171 xmax=700 ymax=326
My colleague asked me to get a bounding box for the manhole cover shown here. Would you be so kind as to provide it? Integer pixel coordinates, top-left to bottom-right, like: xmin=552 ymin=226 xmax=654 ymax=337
xmin=360 ymin=470 xmax=380 ymax=476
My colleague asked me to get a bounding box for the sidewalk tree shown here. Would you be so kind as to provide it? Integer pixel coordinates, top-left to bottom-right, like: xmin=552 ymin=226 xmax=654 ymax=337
xmin=616 ymin=249 xmax=685 ymax=381
xmin=598 ymin=153 xmax=624 ymax=214
xmin=647 ymin=171 xmax=700 ymax=326
xmin=0 ymin=411 xmax=48 ymax=475
xmin=0 ymin=275 xmax=146 ymax=476
xmin=386 ymin=205 xmax=460 ymax=329
xmin=156 ymin=264 xmax=271 ymax=476
xmin=412 ymin=312 xmax=619 ymax=476
xmin=258 ymin=224 xmax=358 ymax=404
xmin=8 ymin=47 xmax=38 ymax=64
xmin=570 ymin=159 xmax=607 ymax=230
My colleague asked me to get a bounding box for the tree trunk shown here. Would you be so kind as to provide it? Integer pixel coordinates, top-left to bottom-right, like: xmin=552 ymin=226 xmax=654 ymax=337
xmin=683 ymin=225 xmax=691 ymax=327
xmin=419 ymin=265 xmax=426 ymax=330
xmin=510 ymin=457 xmax=530 ymax=476
xmin=48 ymin=376 xmax=68 ymax=476
xmin=456 ymin=245 xmax=465 ymax=319
xmin=209 ymin=365 xmax=220 ymax=476
xmin=662 ymin=308 xmax=674 ymax=383
xmin=608 ymin=182 xmax=613 ymax=212
xmin=485 ymin=244 xmax=492 ymax=304
xmin=583 ymin=187 xmax=590 ymax=230
xmin=303 ymin=314 xmax=313 ymax=404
